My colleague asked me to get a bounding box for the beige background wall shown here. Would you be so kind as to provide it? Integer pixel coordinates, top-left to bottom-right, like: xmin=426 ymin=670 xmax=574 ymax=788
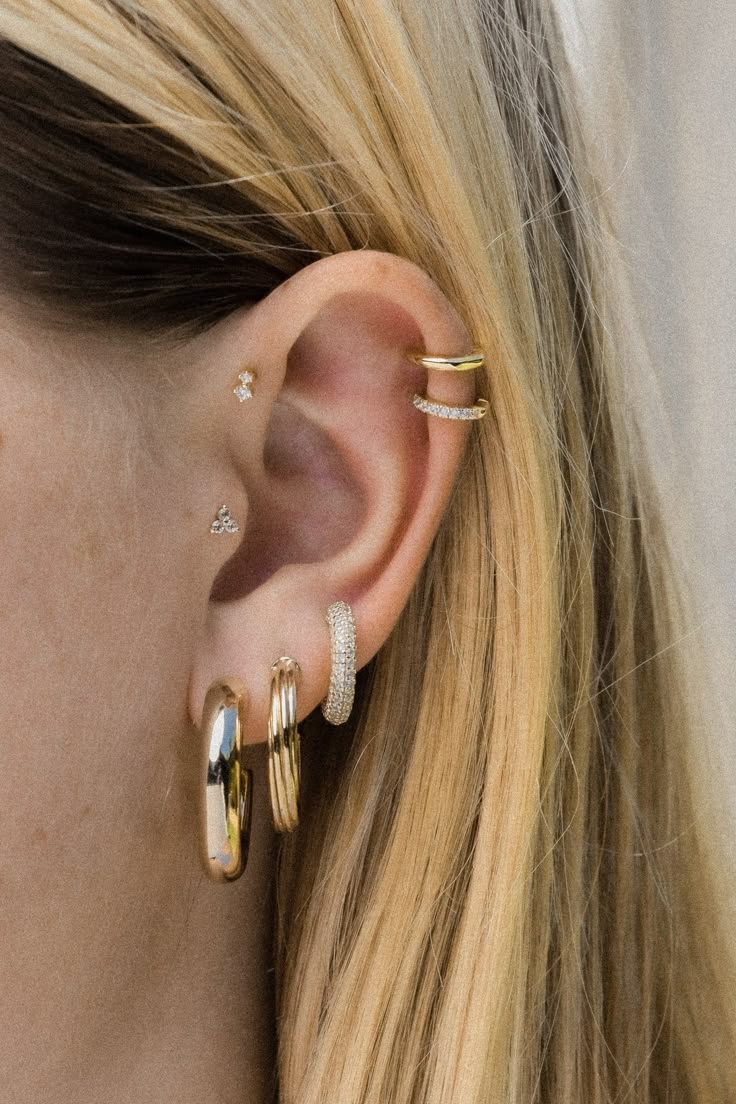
xmin=557 ymin=2 xmax=736 ymax=816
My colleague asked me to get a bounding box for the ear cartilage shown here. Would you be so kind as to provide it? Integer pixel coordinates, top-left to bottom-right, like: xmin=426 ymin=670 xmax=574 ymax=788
xmin=210 ymin=505 xmax=240 ymax=534
xmin=233 ymin=369 xmax=256 ymax=401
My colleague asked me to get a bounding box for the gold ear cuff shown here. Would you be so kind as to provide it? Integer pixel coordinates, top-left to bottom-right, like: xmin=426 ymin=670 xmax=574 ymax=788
xmin=410 ymin=351 xmax=485 ymax=372
xmin=410 ymin=348 xmax=489 ymax=420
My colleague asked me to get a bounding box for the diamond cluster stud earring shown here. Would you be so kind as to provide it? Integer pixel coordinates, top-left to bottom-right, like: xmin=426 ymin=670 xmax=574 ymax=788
xmin=210 ymin=505 xmax=239 ymax=534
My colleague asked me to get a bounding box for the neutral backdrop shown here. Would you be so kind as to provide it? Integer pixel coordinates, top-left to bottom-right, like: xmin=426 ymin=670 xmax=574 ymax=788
xmin=557 ymin=2 xmax=736 ymax=830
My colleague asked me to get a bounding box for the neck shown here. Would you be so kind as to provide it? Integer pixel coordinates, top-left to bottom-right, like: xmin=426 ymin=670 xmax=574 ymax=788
xmin=85 ymin=741 xmax=279 ymax=1104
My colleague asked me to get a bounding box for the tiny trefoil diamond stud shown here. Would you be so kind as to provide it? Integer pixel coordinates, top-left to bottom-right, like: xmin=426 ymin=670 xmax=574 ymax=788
xmin=210 ymin=505 xmax=240 ymax=534
xmin=233 ymin=370 xmax=256 ymax=402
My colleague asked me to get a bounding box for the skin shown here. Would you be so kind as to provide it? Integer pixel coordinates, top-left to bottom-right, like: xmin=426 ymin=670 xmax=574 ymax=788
xmin=0 ymin=250 xmax=477 ymax=1103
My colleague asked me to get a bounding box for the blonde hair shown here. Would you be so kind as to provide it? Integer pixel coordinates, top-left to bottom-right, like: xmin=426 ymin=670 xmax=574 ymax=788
xmin=0 ymin=1 xmax=733 ymax=1100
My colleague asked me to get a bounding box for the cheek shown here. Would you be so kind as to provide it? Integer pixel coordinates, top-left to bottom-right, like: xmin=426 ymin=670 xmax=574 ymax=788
xmin=0 ymin=411 xmax=203 ymax=1061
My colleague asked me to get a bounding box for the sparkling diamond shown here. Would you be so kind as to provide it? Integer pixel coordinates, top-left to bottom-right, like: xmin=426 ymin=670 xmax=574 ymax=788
xmin=211 ymin=505 xmax=239 ymax=534
xmin=321 ymin=600 xmax=357 ymax=724
xmin=412 ymin=393 xmax=487 ymax=420
xmin=233 ymin=370 xmax=255 ymax=402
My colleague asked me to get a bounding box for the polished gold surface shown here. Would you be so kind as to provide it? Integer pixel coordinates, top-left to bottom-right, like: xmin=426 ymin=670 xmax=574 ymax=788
xmin=201 ymin=679 xmax=252 ymax=882
xmin=267 ymin=657 xmax=301 ymax=833
xmin=409 ymin=350 xmax=485 ymax=371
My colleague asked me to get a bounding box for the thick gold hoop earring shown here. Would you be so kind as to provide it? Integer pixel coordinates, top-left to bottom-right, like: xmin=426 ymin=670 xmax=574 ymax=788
xmin=200 ymin=679 xmax=253 ymax=882
xmin=268 ymin=657 xmax=302 ymax=832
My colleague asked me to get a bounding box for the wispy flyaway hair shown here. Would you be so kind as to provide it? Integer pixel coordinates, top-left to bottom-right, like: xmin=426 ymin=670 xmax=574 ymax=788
xmin=0 ymin=1 xmax=733 ymax=1100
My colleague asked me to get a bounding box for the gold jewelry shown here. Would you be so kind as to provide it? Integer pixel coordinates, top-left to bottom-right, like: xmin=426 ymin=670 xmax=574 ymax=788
xmin=268 ymin=657 xmax=302 ymax=832
xmin=200 ymin=679 xmax=252 ymax=882
xmin=210 ymin=504 xmax=240 ymax=533
xmin=409 ymin=350 xmax=485 ymax=371
xmin=321 ymin=600 xmax=357 ymax=725
xmin=233 ymin=369 xmax=256 ymax=401
xmin=412 ymin=394 xmax=489 ymax=420
xmin=410 ymin=347 xmax=489 ymax=419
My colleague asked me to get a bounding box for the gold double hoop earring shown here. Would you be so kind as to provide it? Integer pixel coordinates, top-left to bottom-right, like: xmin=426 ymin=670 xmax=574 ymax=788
xmin=267 ymin=657 xmax=302 ymax=833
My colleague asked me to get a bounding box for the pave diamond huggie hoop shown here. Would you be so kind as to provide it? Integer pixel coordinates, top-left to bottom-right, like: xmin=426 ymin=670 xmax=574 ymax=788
xmin=321 ymin=600 xmax=357 ymax=725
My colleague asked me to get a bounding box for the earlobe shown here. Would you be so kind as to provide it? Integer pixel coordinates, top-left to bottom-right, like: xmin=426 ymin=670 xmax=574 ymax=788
xmin=187 ymin=250 xmax=488 ymax=759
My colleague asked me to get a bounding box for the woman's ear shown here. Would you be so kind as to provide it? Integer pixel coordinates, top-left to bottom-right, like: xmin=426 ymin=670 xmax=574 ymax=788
xmin=183 ymin=249 xmax=484 ymax=742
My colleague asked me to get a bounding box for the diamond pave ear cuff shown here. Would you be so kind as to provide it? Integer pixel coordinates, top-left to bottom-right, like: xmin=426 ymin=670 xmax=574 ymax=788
xmin=412 ymin=395 xmax=489 ymax=420
xmin=410 ymin=349 xmax=489 ymax=420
